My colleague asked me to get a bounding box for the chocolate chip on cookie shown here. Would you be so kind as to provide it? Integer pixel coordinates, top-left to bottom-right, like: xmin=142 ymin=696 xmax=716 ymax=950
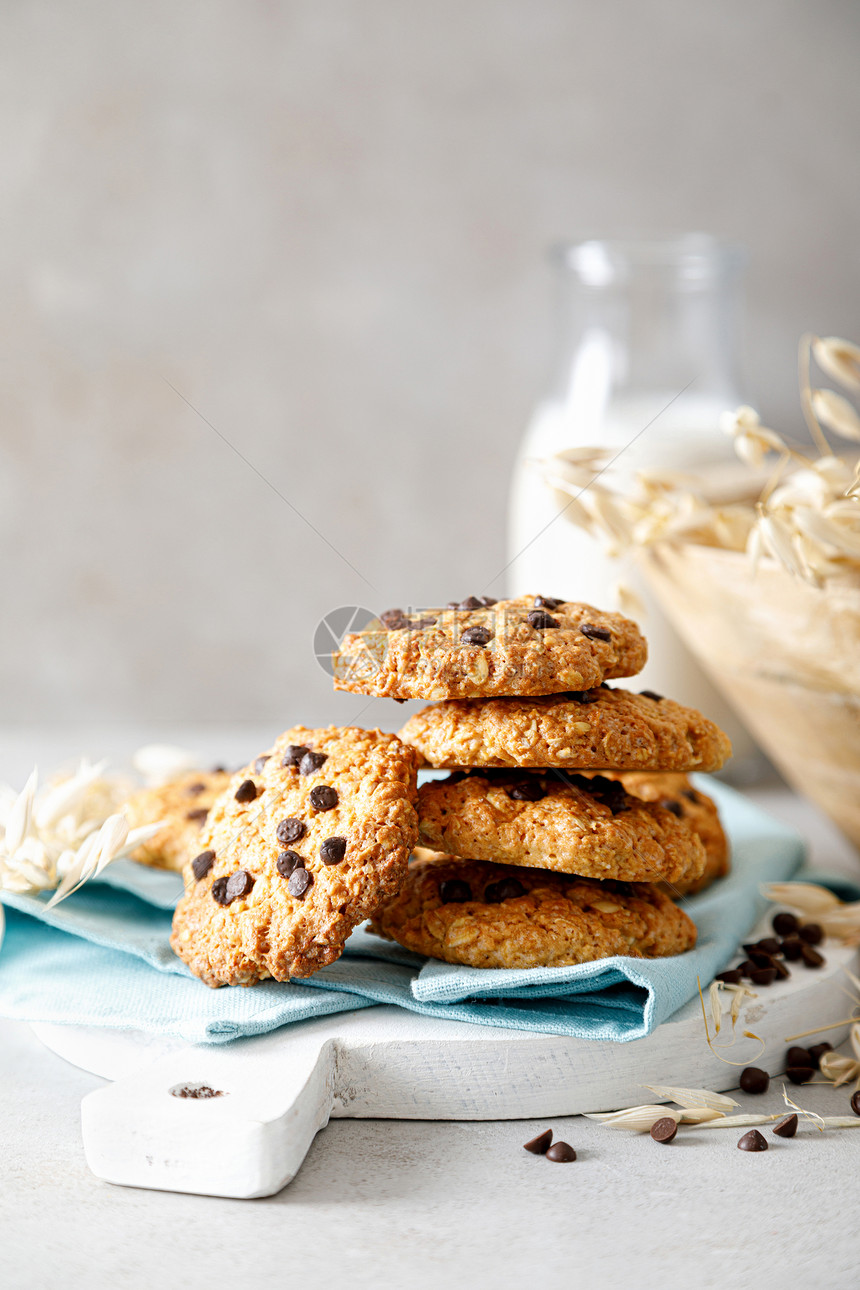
xmin=580 ymin=623 xmax=611 ymax=642
xmin=458 ymin=596 xmax=483 ymax=611
xmin=461 ymin=625 xmax=493 ymax=646
xmin=276 ymin=851 xmax=303 ymax=878
xmin=191 ymin=850 xmax=216 ymax=881
xmin=186 ymin=782 xmax=207 ymax=796
xmin=534 ymin=595 xmax=563 ymax=610
xmin=320 ymin=836 xmax=347 ymax=865
xmin=659 ymin=797 xmax=683 ymax=817
xmin=225 ymin=870 xmax=254 ymax=901
xmin=299 ymin=750 xmax=328 ymax=776
xmin=380 ymin=608 xmax=407 ymax=628
xmin=276 ymin=817 xmax=306 ymax=844
xmin=288 ymin=868 xmax=314 ymax=899
xmin=484 ymin=877 xmax=525 ymax=903
xmin=254 ymin=755 xmax=271 ymax=774
xmin=234 ymin=779 xmax=258 ymax=803
xmin=211 ymin=876 xmax=231 ymax=905
xmin=479 ymin=596 xmax=497 ymax=607
xmin=580 ymin=774 xmax=630 ymax=815
xmin=507 ymin=779 xmax=545 ymax=802
xmin=309 ymin=785 xmax=338 ymax=811
xmin=439 ymin=879 xmax=472 ymax=904
xmin=526 ymin=609 xmax=560 ymax=629
xmin=186 ymin=807 xmax=210 ymax=823
xmin=564 ymin=690 xmax=600 ymax=703
xmin=282 ymin=744 xmax=310 ymax=768
xmin=640 ymin=690 xmax=664 ymax=702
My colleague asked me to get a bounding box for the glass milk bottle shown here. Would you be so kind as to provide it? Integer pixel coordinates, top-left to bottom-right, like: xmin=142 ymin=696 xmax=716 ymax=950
xmin=508 ymin=235 xmax=758 ymax=774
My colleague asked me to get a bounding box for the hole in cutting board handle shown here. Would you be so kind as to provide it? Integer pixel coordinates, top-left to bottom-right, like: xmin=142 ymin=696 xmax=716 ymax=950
xmin=168 ymin=1083 xmax=225 ymax=1100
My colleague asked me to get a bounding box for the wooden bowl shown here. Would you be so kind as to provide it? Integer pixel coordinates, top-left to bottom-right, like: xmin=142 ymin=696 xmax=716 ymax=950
xmin=639 ymin=542 xmax=860 ymax=851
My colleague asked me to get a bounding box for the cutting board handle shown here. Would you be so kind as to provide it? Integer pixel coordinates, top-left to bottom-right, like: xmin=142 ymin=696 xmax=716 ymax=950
xmin=81 ymin=1030 xmax=336 ymax=1198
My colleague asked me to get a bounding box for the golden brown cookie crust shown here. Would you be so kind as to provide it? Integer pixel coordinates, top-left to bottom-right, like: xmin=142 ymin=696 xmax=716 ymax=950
xmin=124 ymin=770 xmax=231 ymax=872
xmin=369 ymin=853 xmax=698 ymax=969
xmin=416 ymin=770 xmax=707 ymax=885
xmin=399 ymin=688 xmax=732 ymax=773
xmin=170 ymin=727 xmax=420 ymax=987
xmin=596 ymin=771 xmax=730 ymax=897
xmin=332 ymin=596 xmax=647 ymax=701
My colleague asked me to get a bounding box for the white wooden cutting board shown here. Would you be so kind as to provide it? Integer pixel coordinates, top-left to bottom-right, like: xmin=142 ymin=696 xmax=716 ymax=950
xmin=32 ymin=936 xmax=858 ymax=1200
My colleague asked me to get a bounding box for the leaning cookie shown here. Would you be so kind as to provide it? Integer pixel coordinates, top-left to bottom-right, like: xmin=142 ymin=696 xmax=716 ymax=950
xmin=593 ymin=771 xmax=730 ymax=897
xmin=399 ymin=687 xmax=732 ymax=772
xmin=170 ymin=727 xmax=420 ymax=987
xmin=124 ymin=769 xmax=232 ymax=872
xmin=332 ymin=595 xmax=647 ymax=701
xmin=416 ymin=770 xmax=707 ymax=886
xmin=368 ymin=853 xmax=698 ymax=969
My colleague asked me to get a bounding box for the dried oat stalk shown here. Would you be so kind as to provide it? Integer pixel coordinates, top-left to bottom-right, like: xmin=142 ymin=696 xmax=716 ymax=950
xmin=537 ymin=333 xmax=860 ymax=589
xmin=643 ymin=1084 xmax=738 ymax=1110
xmin=586 ymin=1084 xmax=739 ymax=1133
xmin=819 ymin=1025 xmax=860 ymax=1091
xmin=0 ymin=760 xmax=164 ymax=941
xmin=781 ymin=1084 xmax=826 ymax=1132
xmin=584 ymin=1104 xmax=725 ymax=1132
xmin=698 ymin=1113 xmax=782 ymax=1129
xmin=762 ymin=882 xmax=860 ymax=946
xmin=698 ymin=976 xmax=765 ymax=1065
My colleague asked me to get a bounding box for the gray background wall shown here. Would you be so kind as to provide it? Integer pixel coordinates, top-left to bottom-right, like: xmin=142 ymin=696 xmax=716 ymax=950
xmin=2 ymin=0 xmax=859 ymax=732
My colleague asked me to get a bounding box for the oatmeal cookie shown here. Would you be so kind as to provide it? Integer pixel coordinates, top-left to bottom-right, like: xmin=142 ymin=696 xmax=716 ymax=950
xmin=369 ymin=852 xmax=698 ymax=969
xmin=170 ymin=727 xmax=420 ymax=987
xmin=416 ymin=769 xmax=707 ymax=885
xmin=399 ymin=687 xmax=732 ymax=772
xmin=591 ymin=771 xmax=730 ymax=896
xmin=332 ymin=595 xmax=647 ymax=701
xmin=124 ymin=769 xmax=231 ymax=872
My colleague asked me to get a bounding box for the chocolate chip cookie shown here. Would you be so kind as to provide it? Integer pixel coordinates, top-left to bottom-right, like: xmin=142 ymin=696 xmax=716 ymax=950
xmin=170 ymin=726 xmax=420 ymax=986
xmin=332 ymin=595 xmax=647 ymax=701
xmin=124 ymin=769 xmax=232 ymax=872
xmin=368 ymin=852 xmax=698 ymax=969
xmin=399 ymin=687 xmax=732 ymax=772
xmin=592 ymin=771 xmax=730 ymax=896
xmin=416 ymin=769 xmax=708 ymax=885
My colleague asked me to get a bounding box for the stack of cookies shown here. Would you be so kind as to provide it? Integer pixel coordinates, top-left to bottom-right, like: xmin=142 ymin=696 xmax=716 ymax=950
xmin=130 ymin=592 xmax=731 ymax=988
xmin=334 ymin=594 xmax=732 ymax=971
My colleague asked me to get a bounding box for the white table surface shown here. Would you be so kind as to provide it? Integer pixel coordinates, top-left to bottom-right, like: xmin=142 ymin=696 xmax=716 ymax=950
xmin=2 ymin=728 xmax=859 ymax=1290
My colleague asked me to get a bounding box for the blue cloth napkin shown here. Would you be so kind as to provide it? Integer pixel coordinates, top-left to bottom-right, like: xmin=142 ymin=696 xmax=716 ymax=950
xmin=0 ymin=780 xmax=805 ymax=1044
